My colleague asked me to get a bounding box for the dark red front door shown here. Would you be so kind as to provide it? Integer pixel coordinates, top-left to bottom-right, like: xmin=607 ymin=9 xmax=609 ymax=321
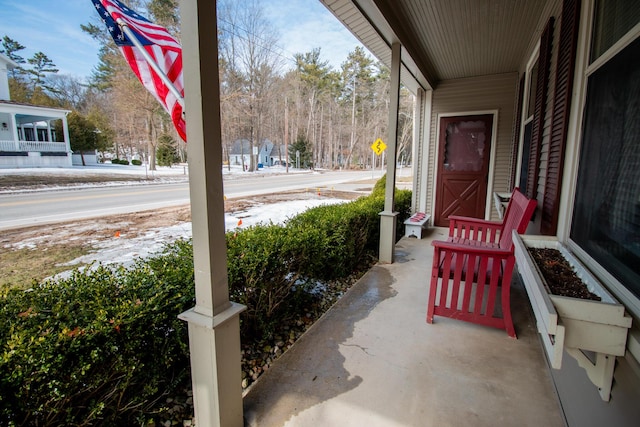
xmin=434 ymin=114 xmax=493 ymax=227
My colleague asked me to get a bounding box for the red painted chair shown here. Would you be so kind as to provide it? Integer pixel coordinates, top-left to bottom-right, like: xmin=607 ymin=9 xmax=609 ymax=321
xmin=426 ymin=188 xmax=536 ymax=338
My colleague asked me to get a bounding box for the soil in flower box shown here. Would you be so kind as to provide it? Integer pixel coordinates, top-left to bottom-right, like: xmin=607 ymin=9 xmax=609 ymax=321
xmin=528 ymin=248 xmax=601 ymax=301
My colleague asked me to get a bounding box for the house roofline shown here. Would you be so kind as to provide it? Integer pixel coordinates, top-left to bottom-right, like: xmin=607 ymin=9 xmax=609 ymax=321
xmin=0 ymin=53 xmax=19 ymax=69
xmin=0 ymin=100 xmax=71 ymax=117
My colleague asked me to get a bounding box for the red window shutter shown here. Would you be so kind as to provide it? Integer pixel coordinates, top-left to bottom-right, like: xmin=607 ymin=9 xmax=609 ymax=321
xmin=526 ymin=17 xmax=555 ymax=200
xmin=541 ymin=0 xmax=581 ymax=235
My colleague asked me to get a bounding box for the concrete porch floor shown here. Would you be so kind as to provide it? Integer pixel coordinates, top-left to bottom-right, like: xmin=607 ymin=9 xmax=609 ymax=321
xmin=243 ymin=227 xmax=565 ymax=426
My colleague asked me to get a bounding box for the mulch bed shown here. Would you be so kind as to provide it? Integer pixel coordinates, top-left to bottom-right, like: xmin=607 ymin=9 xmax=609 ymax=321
xmin=528 ymin=248 xmax=600 ymax=301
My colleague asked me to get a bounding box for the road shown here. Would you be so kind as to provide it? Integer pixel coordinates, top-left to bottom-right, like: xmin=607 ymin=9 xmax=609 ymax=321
xmin=0 ymin=170 xmax=382 ymax=230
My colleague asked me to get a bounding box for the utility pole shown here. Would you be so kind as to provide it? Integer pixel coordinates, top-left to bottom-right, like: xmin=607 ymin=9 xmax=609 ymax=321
xmin=285 ymin=97 xmax=289 ymax=173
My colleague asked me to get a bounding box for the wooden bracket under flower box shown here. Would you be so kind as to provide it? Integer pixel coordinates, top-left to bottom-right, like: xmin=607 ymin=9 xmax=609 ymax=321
xmin=512 ymin=231 xmax=633 ymax=401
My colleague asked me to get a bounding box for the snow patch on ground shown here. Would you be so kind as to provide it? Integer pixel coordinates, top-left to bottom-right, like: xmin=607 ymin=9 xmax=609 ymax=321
xmin=54 ymin=197 xmax=346 ymax=278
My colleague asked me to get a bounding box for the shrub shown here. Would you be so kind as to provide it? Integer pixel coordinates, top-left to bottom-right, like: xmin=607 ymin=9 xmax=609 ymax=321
xmin=286 ymin=196 xmax=381 ymax=280
xmin=226 ymin=225 xmax=314 ymax=338
xmin=0 ymin=242 xmax=195 ymax=425
xmin=226 ymin=177 xmax=412 ymax=339
xmin=131 ymin=159 xmax=142 ymax=166
xmin=0 ymin=176 xmax=412 ymax=423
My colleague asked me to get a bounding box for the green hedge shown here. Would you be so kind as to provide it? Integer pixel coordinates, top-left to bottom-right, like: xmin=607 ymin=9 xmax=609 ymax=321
xmin=0 ymin=177 xmax=412 ymax=424
xmin=227 ymin=184 xmax=411 ymax=338
xmin=0 ymin=244 xmax=195 ymax=425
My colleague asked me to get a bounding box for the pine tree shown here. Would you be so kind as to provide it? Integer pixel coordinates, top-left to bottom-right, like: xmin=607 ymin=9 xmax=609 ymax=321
xmin=289 ymin=134 xmax=313 ymax=169
xmin=26 ymin=52 xmax=59 ymax=95
xmin=0 ymin=35 xmax=26 ymax=79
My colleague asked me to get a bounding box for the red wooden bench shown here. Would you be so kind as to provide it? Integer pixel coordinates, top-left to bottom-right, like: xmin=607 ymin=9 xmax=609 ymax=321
xmin=426 ymin=188 xmax=536 ymax=338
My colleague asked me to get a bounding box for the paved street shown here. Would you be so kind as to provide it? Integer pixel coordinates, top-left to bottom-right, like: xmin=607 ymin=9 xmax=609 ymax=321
xmin=0 ymin=170 xmax=383 ymax=230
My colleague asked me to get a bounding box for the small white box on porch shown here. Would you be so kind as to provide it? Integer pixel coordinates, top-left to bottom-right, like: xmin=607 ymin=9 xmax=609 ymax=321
xmin=404 ymin=212 xmax=430 ymax=239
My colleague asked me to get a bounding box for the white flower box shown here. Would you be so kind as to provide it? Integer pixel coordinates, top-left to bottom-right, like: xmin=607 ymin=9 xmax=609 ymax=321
xmin=512 ymin=232 xmax=632 ymax=401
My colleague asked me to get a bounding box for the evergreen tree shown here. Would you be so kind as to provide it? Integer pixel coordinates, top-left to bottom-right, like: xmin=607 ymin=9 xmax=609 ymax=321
xmin=26 ymin=52 xmax=59 ymax=94
xmin=0 ymin=36 xmax=26 ymax=79
xmin=289 ymin=134 xmax=313 ymax=169
xmin=156 ymin=133 xmax=180 ymax=166
xmin=341 ymin=46 xmax=376 ymax=168
xmin=294 ymin=48 xmax=333 ymax=166
xmin=58 ymin=111 xmax=107 ymax=166
xmin=148 ymin=0 xmax=180 ymax=35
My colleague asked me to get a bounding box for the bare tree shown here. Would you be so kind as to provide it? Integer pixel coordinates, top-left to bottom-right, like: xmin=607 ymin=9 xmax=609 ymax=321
xmin=218 ymin=0 xmax=283 ymax=171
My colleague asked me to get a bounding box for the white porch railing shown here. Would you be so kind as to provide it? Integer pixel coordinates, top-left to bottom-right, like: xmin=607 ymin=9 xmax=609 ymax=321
xmin=0 ymin=140 xmax=17 ymax=151
xmin=0 ymin=140 xmax=68 ymax=152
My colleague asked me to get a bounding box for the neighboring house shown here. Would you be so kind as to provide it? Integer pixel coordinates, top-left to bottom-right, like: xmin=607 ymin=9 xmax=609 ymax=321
xmin=0 ymin=53 xmax=72 ymax=168
xmin=227 ymin=139 xmax=251 ymax=167
xmin=229 ymin=138 xmax=289 ymax=167
xmin=260 ymin=139 xmax=289 ymax=167
xmin=177 ymin=1 xmax=640 ymax=426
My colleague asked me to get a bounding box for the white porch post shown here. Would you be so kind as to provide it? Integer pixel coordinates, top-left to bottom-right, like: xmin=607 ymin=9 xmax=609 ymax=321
xmin=46 ymin=120 xmax=53 ymax=143
xmin=379 ymin=42 xmax=402 ymax=263
xmin=415 ymin=88 xmax=433 ymax=214
xmin=410 ymin=90 xmax=422 ymax=212
xmin=178 ymin=1 xmax=246 ymax=426
xmin=62 ymin=115 xmax=72 ymax=166
xmin=10 ymin=113 xmax=19 ymax=150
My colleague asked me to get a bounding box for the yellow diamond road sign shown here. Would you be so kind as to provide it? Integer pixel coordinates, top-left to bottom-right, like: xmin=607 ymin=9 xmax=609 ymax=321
xmin=371 ymin=138 xmax=387 ymax=156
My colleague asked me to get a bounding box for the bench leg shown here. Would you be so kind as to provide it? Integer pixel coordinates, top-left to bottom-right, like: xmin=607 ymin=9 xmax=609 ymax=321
xmin=426 ymin=249 xmax=441 ymax=324
xmin=502 ymin=265 xmax=516 ymax=338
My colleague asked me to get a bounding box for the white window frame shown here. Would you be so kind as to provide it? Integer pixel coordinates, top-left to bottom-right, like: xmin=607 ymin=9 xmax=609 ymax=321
xmin=514 ymin=42 xmax=540 ymax=190
xmin=560 ymin=0 xmax=640 ymax=323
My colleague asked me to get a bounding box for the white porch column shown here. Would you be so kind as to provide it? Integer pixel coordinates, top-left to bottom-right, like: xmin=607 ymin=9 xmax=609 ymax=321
xmin=62 ymin=115 xmax=72 ymax=166
xmin=10 ymin=113 xmax=19 ymax=150
xmin=178 ymin=1 xmax=246 ymax=426
xmin=379 ymin=42 xmax=402 ymax=263
xmin=410 ymin=90 xmax=423 ymax=212
xmin=414 ymin=88 xmax=433 ymax=214
xmin=46 ymin=120 xmax=53 ymax=142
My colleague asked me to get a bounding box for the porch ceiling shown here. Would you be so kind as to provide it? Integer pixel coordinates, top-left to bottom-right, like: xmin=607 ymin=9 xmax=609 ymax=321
xmin=321 ymin=0 xmax=549 ymax=90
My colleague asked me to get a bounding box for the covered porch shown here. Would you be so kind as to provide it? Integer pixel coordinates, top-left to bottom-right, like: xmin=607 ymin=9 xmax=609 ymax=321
xmin=179 ymin=0 xmax=640 ymax=425
xmin=243 ymin=230 xmax=564 ymax=426
xmin=0 ymin=102 xmax=72 ymax=168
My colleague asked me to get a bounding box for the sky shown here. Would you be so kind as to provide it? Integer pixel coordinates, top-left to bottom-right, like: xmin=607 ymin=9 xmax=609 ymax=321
xmin=0 ymin=0 xmax=365 ymax=81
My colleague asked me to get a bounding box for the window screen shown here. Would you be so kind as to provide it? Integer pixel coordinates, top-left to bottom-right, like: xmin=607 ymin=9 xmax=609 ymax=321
xmin=571 ymin=37 xmax=640 ymax=298
xmin=591 ymin=0 xmax=640 ymax=62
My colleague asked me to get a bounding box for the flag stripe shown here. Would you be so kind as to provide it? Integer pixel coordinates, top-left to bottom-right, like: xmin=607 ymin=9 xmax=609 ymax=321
xmin=93 ymin=0 xmax=186 ymax=141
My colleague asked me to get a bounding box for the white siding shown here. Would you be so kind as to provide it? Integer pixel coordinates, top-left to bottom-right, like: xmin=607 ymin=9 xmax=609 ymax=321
xmin=427 ymin=73 xmax=518 ymax=221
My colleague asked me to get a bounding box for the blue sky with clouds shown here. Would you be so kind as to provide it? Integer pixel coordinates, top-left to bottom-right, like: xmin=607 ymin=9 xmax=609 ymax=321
xmin=0 ymin=0 xmax=365 ymax=80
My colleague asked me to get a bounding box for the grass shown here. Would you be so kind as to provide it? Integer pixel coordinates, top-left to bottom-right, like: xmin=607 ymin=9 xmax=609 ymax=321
xmin=0 ymin=244 xmax=90 ymax=289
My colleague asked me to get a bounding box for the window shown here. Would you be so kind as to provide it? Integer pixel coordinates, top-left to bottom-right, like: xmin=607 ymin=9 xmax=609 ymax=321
xmin=570 ymin=36 xmax=640 ymax=299
xmin=590 ymin=0 xmax=640 ymax=62
xmin=37 ymin=128 xmax=48 ymax=141
xmin=522 ymin=17 xmax=554 ymax=200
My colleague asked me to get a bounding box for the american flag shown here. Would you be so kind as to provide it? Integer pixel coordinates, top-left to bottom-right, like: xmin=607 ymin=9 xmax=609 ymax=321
xmin=91 ymin=0 xmax=186 ymax=141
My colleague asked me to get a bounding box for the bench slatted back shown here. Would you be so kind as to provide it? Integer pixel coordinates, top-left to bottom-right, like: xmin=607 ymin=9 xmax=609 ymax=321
xmin=499 ymin=188 xmax=537 ymax=251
